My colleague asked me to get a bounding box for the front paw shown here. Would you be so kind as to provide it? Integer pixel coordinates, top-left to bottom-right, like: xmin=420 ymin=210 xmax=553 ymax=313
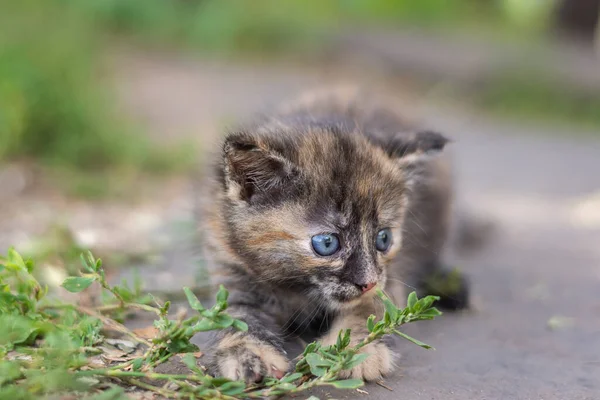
xmin=213 ymin=332 xmax=289 ymax=383
xmin=339 ymin=342 xmax=393 ymax=381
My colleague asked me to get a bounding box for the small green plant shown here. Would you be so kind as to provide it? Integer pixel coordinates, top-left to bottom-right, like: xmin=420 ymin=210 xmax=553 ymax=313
xmin=1 ymin=248 xmax=441 ymax=399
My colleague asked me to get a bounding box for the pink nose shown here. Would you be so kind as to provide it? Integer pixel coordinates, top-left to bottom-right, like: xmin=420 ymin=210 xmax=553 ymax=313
xmin=358 ymin=282 xmax=377 ymax=293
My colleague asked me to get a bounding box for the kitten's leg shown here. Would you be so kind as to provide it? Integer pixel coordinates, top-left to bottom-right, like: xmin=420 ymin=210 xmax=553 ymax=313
xmin=400 ymin=153 xmax=471 ymax=310
xmin=318 ymin=302 xmax=393 ymax=381
xmin=210 ymin=301 xmax=289 ymax=383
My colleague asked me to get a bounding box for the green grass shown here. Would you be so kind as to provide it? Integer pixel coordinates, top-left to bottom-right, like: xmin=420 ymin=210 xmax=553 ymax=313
xmin=68 ymin=0 xmax=515 ymax=55
xmin=69 ymin=0 xmax=337 ymax=55
xmin=0 ymin=248 xmax=442 ymax=399
xmin=66 ymin=0 xmax=593 ymax=130
xmin=0 ymin=0 xmax=194 ymax=198
xmin=476 ymin=71 xmax=600 ymax=130
xmin=0 ymin=0 xmax=589 ymax=191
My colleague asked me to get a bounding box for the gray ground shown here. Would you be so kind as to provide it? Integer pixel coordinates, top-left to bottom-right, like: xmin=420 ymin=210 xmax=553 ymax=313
xmin=113 ymin=53 xmax=600 ymax=400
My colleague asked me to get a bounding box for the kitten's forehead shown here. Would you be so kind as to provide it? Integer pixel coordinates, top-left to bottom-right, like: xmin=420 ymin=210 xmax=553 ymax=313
xmin=295 ymin=131 xmax=406 ymax=227
xmin=297 ymin=130 xmax=399 ymax=178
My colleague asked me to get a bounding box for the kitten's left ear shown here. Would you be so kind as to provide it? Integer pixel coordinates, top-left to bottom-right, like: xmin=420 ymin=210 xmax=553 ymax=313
xmin=384 ymin=130 xmax=449 ymax=159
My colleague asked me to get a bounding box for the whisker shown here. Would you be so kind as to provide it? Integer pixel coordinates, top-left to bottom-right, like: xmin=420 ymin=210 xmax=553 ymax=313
xmin=281 ymin=296 xmax=325 ymax=340
xmin=280 ymin=290 xmax=315 ymax=334
xmin=385 ymin=277 xmax=418 ymax=292
xmin=407 ymin=209 xmax=427 ymax=236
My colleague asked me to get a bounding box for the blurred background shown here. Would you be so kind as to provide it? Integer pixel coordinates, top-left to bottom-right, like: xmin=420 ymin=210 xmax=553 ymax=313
xmin=1 ymin=1 xmax=599 ymax=398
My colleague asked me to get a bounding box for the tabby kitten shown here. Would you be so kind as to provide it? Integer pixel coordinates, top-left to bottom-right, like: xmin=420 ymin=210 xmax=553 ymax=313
xmin=198 ymin=88 xmax=469 ymax=383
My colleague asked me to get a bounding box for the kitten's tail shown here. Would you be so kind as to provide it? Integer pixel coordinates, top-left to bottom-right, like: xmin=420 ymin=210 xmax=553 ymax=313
xmin=449 ymin=210 xmax=497 ymax=256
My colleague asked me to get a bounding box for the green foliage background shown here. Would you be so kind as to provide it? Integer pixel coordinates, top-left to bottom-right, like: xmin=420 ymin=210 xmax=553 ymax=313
xmin=0 ymin=0 xmax=593 ymax=197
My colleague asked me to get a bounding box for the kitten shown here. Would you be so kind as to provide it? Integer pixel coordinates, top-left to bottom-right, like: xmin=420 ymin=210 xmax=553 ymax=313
xmin=198 ymin=87 xmax=469 ymax=383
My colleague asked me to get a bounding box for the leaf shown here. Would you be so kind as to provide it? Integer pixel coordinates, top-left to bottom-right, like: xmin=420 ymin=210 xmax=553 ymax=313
xmin=336 ymin=330 xmax=343 ymax=349
xmin=366 ymin=314 xmax=376 ymax=332
xmin=393 ymin=329 xmax=434 ymax=350
xmin=161 ymin=301 xmax=171 ymax=314
xmin=274 ymin=382 xmax=296 ymax=391
xmin=232 ymin=319 xmax=248 ymax=332
xmin=306 ymin=353 xmax=331 ymax=376
xmin=61 ymin=276 xmax=95 ymax=293
xmin=342 ymin=328 xmax=351 ymax=348
xmin=219 ymin=381 xmax=246 ymax=395
xmin=81 ymin=253 xmax=94 ymax=273
xmin=167 ymin=339 xmax=199 ymax=354
xmin=7 ymin=248 xmax=25 ymax=269
xmin=183 ymin=287 xmax=204 ymax=311
xmin=407 ymin=291 xmax=418 ymax=310
xmin=280 ymin=372 xmax=303 ymax=383
xmin=191 ymin=319 xmax=219 ymax=332
xmin=0 ymin=315 xmax=36 ymax=346
xmin=418 ymin=308 xmax=442 ymax=319
xmin=308 ymin=365 xmax=327 ymax=377
xmin=216 ymin=285 xmax=228 ymax=304
xmin=384 ymin=311 xmax=391 ymax=325
xmin=0 ymin=361 xmax=22 ymax=385
xmin=209 ymin=377 xmax=232 ymax=386
xmin=24 ymin=259 xmax=34 ymax=274
xmin=302 ymin=341 xmax=319 ymax=356
xmin=263 ymin=377 xmax=279 ymax=387
xmin=131 ymin=358 xmax=143 ymax=371
xmin=181 ymin=353 xmax=203 ymax=374
xmin=377 ymin=290 xmax=398 ymax=322
xmin=342 ymin=353 xmax=369 ymax=370
xmin=373 ymin=321 xmax=385 ymax=333
xmin=327 ymin=379 xmax=364 ymax=389
xmin=419 ymin=295 xmax=439 ymax=310
xmin=305 ymin=353 xmax=333 ymax=367
xmin=212 ymin=313 xmax=234 ymax=328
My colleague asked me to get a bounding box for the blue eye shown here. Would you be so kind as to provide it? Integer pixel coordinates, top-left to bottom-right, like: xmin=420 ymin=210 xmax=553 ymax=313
xmin=376 ymin=228 xmax=392 ymax=252
xmin=311 ymin=234 xmax=340 ymax=256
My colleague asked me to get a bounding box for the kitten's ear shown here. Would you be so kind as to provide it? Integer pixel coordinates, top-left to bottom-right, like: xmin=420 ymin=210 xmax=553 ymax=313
xmin=222 ymin=132 xmax=299 ymax=203
xmin=384 ymin=130 xmax=450 ymax=191
xmin=385 ymin=130 xmax=449 ymax=159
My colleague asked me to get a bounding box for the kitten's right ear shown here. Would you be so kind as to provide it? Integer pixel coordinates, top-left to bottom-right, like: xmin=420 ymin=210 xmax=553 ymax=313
xmin=222 ymin=132 xmax=299 ymax=204
xmin=385 ymin=130 xmax=449 ymax=159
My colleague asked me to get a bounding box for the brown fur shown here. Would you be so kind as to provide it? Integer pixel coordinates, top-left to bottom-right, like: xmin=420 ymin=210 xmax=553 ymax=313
xmin=197 ymin=87 xmax=468 ymax=382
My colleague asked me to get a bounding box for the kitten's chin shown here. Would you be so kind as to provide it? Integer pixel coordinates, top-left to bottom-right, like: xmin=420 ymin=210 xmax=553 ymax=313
xmin=331 ymin=297 xmax=364 ymax=311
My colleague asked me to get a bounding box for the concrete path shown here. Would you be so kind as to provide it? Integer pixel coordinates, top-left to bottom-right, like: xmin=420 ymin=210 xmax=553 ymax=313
xmin=332 ymin=29 xmax=600 ymax=92
xmin=114 ymin=52 xmax=600 ymax=400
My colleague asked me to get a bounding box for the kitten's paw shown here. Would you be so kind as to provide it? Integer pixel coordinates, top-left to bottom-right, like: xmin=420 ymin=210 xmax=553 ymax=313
xmin=421 ymin=266 xmax=470 ymax=311
xmin=339 ymin=342 xmax=393 ymax=381
xmin=214 ymin=333 xmax=289 ymax=383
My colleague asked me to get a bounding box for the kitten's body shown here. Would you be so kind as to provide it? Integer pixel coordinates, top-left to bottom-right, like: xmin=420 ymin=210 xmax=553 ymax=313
xmin=198 ymin=87 xmax=468 ymax=382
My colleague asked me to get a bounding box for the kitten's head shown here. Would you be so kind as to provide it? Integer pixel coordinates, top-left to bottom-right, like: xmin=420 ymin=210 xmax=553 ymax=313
xmin=216 ymin=123 xmax=446 ymax=308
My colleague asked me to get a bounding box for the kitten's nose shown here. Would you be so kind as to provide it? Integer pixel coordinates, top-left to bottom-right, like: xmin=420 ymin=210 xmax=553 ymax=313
xmin=357 ymin=282 xmax=376 ymax=293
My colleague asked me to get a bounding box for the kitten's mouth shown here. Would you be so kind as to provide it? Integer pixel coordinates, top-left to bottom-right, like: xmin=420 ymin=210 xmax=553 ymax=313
xmin=311 ymin=274 xmax=384 ymax=306
xmin=334 ymin=281 xmax=380 ymax=303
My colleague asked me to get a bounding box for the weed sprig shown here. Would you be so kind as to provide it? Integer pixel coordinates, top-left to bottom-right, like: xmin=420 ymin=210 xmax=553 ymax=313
xmin=0 ymin=248 xmax=441 ymax=399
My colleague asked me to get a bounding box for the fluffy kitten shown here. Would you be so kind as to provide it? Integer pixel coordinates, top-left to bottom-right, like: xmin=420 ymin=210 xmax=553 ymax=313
xmin=198 ymin=87 xmax=469 ymax=383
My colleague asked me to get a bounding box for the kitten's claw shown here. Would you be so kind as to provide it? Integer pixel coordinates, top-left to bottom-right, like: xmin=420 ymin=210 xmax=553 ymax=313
xmin=214 ymin=333 xmax=289 ymax=383
xmin=339 ymin=342 xmax=393 ymax=381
